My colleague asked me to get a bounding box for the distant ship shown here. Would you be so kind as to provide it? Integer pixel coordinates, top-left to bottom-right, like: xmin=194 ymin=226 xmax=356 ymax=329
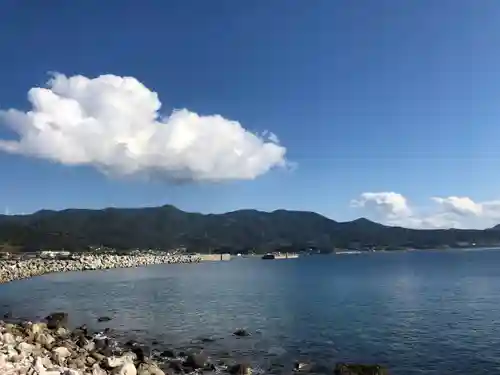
xmin=261 ymin=252 xmax=299 ymax=260
xmin=261 ymin=253 xmax=275 ymax=260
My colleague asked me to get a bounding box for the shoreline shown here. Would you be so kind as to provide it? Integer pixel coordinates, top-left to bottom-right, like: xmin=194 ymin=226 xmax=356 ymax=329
xmin=0 ymin=315 xmax=192 ymax=375
xmin=0 ymin=253 xmax=203 ymax=284
xmin=0 ymin=255 xmax=389 ymax=375
xmin=0 ymin=315 xmax=387 ymax=375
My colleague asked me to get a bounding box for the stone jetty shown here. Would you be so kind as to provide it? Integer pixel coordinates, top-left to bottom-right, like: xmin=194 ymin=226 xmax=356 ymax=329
xmin=0 ymin=253 xmax=201 ymax=284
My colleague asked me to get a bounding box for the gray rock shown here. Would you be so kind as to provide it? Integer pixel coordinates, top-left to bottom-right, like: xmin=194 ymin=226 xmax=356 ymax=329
xmin=45 ymin=312 xmax=68 ymax=330
xmin=86 ymin=356 xmax=97 ymax=366
xmin=112 ymin=361 xmax=137 ymax=375
xmin=55 ymin=327 xmax=70 ymax=338
xmin=100 ymin=346 xmax=114 ymax=357
xmin=293 ymin=361 xmax=315 ymax=372
xmin=90 ymin=351 xmax=106 ymax=362
xmin=137 ymin=362 xmax=166 ymax=375
xmin=160 ymin=349 xmax=176 ymax=358
xmin=229 ymin=363 xmax=252 ymax=375
xmin=10 ymin=354 xmax=22 ymax=363
xmin=52 ymin=346 xmax=72 ymax=365
xmin=167 ymin=359 xmax=183 ymax=373
xmin=30 ymin=322 xmax=47 ymax=335
xmin=105 ymin=352 xmax=136 ymax=368
xmin=2 ymin=332 xmax=16 ymax=345
xmin=184 ymin=352 xmax=208 ymax=369
xmin=94 ymin=337 xmax=109 ymax=351
xmin=92 ymin=364 xmax=107 ymax=375
xmin=68 ymin=357 xmax=86 ymax=369
xmin=35 ymin=332 xmax=55 ymax=348
xmin=131 ymin=346 xmax=146 ymax=363
xmin=83 ymin=340 xmax=96 ymax=352
xmin=17 ymin=341 xmax=34 ymax=354
xmin=233 ymin=329 xmax=250 ymax=337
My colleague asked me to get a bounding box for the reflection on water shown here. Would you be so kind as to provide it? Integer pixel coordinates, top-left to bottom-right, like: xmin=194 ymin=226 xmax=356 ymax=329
xmin=2 ymin=250 xmax=500 ymax=374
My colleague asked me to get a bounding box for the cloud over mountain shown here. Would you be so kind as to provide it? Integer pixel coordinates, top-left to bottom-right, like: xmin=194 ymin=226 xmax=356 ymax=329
xmin=0 ymin=73 xmax=287 ymax=181
xmin=351 ymin=192 xmax=412 ymax=220
xmin=352 ymin=192 xmax=500 ymax=229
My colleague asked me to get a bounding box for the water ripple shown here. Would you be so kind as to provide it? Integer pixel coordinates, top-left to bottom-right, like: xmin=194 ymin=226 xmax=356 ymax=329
xmin=2 ymin=251 xmax=500 ymax=374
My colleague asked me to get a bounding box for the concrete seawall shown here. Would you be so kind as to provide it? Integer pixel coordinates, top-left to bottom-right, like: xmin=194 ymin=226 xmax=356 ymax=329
xmin=199 ymin=253 xmax=231 ymax=261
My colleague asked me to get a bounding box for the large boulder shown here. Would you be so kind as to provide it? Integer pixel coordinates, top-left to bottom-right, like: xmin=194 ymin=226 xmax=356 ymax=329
xmin=184 ymin=352 xmax=209 ymax=369
xmin=45 ymin=312 xmax=68 ymax=329
xmin=131 ymin=346 xmax=147 ymax=363
xmin=334 ymin=363 xmax=389 ymax=375
xmin=233 ymin=329 xmax=250 ymax=337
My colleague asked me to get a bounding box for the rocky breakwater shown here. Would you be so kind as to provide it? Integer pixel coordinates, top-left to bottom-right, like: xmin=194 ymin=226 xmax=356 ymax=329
xmin=0 ymin=315 xmax=168 ymax=375
xmin=0 ymin=253 xmax=201 ymax=284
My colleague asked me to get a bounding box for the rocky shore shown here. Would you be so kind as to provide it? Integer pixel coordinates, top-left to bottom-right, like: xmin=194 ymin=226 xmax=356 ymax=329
xmin=0 ymin=254 xmax=201 ymax=284
xmin=0 ymin=313 xmax=171 ymax=375
xmin=0 ymin=314 xmax=388 ymax=375
xmin=0 ymin=255 xmax=388 ymax=375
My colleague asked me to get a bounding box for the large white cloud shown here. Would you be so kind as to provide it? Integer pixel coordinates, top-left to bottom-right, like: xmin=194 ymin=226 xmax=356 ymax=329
xmin=0 ymin=73 xmax=288 ymax=181
xmin=431 ymin=196 xmax=482 ymax=216
xmin=352 ymin=192 xmax=500 ymax=229
xmin=351 ymin=192 xmax=412 ymax=220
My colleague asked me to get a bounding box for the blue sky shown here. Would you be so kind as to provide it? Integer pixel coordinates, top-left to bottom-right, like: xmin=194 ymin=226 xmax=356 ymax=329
xmin=1 ymin=0 xmax=500 ymax=228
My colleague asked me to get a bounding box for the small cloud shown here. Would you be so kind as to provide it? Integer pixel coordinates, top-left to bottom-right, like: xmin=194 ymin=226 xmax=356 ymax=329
xmin=352 ymin=191 xmax=500 ymax=229
xmin=0 ymin=73 xmax=289 ymax=182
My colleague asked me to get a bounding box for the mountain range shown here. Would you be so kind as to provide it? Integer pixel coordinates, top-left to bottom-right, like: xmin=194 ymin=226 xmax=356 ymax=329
xmin=0 ymin=205 xmax=500 ymax=253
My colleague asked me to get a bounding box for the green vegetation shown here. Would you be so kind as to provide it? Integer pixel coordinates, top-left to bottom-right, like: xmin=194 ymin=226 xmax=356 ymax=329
xmin=0 ymin=205 xmax=499 ymax=253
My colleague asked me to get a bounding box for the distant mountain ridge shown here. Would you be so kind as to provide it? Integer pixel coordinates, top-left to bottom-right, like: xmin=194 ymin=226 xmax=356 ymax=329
xmin=0 ymin=205 xmax=499 ymax=252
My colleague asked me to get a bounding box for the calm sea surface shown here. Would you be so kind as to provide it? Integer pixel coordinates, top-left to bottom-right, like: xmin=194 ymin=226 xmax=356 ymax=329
xmin=2 ymin=250 xmax=500 ymax=374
